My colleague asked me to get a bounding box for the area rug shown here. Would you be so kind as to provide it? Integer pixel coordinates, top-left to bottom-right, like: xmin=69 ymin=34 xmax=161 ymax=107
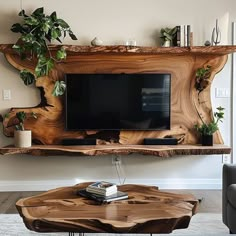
xmin=0 ymin=213 xmax=229 ymax=236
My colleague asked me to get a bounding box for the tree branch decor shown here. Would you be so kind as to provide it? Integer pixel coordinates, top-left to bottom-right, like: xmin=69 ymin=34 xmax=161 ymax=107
xmin=11 ymin=7 xmax=77 ymax=96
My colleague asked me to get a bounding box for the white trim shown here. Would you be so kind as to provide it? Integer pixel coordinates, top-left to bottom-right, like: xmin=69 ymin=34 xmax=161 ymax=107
xmin=0 ymin=178 xmax=222 ymax=191
xmin=232 ymin=22 xmax=236 ymax=163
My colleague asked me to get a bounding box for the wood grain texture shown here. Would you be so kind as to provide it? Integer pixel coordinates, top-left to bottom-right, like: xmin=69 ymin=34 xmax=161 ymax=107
xmin=0 ymin=144 xmax=231 ymax=157
xmin=16 ymin=183 xmax=198 ymax=233
xmin=1 ymin=45 xmax=236 ymax=146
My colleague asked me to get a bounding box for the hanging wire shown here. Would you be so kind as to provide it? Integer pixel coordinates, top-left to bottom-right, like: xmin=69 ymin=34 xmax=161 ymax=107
xmin=114 ymin=155 xmax=126 ymax=185
xmin=20 ymin=0 xmax=23 ymax=11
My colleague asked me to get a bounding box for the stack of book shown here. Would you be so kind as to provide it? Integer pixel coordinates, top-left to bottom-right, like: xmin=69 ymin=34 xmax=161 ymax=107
xmin=173 ymin=25 xmax=193 ymax=47
xmin=86 ymin=181 xmax=118 ymax=196
xmin=77 ymin=181 xmax=128 ymax=203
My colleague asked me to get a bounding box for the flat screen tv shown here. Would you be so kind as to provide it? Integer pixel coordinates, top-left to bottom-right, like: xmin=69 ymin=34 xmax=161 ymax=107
xmin=65 ymin=73 xmax=171 ymax=130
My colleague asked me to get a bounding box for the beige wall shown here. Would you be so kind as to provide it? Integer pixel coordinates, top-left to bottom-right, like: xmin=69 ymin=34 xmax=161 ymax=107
xmin=0 ymin=0 xmax=235 ymax=190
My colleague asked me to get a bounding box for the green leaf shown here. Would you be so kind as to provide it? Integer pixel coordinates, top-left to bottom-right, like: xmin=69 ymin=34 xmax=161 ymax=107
xmin=56 ymin=48 xmax=66 ymax=60
xmin=35 ymin=57 xmax=54 ymax=77
xmin=57 ymin=19 xmax=69 ymax=29
xmin=69 ymin=32 xmax=77 ymax=40
xmin=21 ymin=34 xmax=35 ymax=43
xmin=18 ymin=9 xmax=27 ymax=17
xmin=16 ymin=111 xmax=26 ymax=123
xmin=52 ymin=81 xmax=66 ymax=96
xmin=20 ymin=70 xmax=36 ymax=85
xmin=11 ymin=23 xmax=24 ymax=33
xmin=45 ymin=58 xmax=54 ymax=75
xmin=42 ymin=21 xmax=51 ymax=34
xmin=24 ymin=16 xmax=39 ymax=26
xmin=50 ymin=11 xmax=57 ymax=21
xmin=51 ymin=27 xmax=60 ymax=39
xmin=32 ymin=7 xmax=44 ymax=17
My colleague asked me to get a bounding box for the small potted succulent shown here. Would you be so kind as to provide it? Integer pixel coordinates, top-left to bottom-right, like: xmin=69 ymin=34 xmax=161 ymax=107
xmin=194 ymin=106 xmax=224 ymax=146
xmin=160 ymin=27 xmax=177 ymax=47
xmin=14 ymin=111 xmax=37 ymax=148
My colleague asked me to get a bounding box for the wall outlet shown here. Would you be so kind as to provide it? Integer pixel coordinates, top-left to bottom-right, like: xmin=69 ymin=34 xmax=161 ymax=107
xmin=222 ymin=154 xmax=231 ymax=164
xmin=112 ymin=156 xmax=121 ymax=165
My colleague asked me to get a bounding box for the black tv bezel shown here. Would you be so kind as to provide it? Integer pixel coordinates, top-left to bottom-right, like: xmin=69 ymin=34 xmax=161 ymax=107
xmin=64 ymin=73 xmax=171 ymax=131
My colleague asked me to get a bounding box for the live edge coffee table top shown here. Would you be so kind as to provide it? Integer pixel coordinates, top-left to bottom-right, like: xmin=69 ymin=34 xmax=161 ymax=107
xmin=16 ymin=183 xmax=198 ymax=234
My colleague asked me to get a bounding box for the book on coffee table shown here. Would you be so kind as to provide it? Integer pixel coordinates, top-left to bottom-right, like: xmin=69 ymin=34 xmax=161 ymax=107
xmin=86 ymin=181 xmax=117 ymax=196
xmin=77 ymin=189 xmax=128 ymax=203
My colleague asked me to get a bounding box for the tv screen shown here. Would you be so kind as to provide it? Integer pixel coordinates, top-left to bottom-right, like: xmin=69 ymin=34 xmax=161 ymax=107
xmin=65 ymin=73 xmax=171 ymax=130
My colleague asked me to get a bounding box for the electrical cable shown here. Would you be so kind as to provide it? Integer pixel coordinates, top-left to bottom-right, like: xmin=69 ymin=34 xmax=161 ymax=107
xmin=114 ymin=155 xmax=126 ymax=185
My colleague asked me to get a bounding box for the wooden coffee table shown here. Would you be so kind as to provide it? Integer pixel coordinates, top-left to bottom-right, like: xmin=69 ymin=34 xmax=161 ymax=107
xmin=16 ymin=183 xmax=198 ymax=235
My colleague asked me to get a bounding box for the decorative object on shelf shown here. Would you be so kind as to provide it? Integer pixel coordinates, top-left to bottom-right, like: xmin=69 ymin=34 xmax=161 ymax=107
xmin=204 ymin=40 xmax=211 ymax=46
xmin=194 ymin=106 xmax=225 ymax=146
xmin=160 ymin=27 xmax=177 ymax=47
xmin=13 ymin=111 xmax=37 ymax=148
xmin=91 ymin=37 xmax=103 ymax=46
xmin=10 ymin=7 xmax=77 ymax=96
xmin=195 ymin=65 xmax=212 ymax=104
xmin=211 ymin=19 xmax=221 ymax=46
xmin=125 ymin=39 xmax=137 ymax=47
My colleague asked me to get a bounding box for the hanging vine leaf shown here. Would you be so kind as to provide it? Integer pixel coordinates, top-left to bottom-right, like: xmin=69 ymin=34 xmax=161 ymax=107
xmin=52 ymin=81 xmax=66 ymax=96
xmin=11 ymin=7 xmax=77 ymax=95
xmin=20 ymin=70 xmax=36 ymax=85
xmin=56 ymin=47 xmax=66 ymax=60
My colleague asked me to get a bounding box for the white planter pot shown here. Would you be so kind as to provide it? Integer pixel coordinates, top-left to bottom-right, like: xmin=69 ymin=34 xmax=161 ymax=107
xmin=14 ymin=130 xmax=32 ymax=148
xmin=162 ymin=40 xmax=171 ymax=47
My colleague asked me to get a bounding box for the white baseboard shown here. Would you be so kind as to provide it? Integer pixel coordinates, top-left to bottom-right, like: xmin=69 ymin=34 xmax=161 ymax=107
xmin=0 ymin=178 xmax=222 ymax=191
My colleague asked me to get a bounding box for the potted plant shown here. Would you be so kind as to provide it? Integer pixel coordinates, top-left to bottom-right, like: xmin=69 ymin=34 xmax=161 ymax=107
xmin=194 ymin=106 xmax=224 ymax=146
xmin=160 ymin=27 xmax=177 ymax=47
xmin=11 ymin=7 xmax=77 ymax=96
xmin=14 ymin=111 xmax=37 ymax=148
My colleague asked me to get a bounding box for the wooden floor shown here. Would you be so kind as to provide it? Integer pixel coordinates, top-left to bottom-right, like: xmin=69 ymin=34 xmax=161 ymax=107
xmin=0 ymin=190 xmax=222 ymax=214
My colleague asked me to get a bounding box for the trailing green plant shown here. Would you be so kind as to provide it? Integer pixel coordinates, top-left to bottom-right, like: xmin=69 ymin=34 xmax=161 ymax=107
xmin=160 ymin=27 xmax=177 ymax=45
xmin=14 ymin=111 xmax=37 ymax=131
xmin=11 ymin=7 xmax=77 ymax=96
xmin=195 ymin=65 xmax=211 ymax=103
xmin=194 ymin=106 xmax=224 ymax=135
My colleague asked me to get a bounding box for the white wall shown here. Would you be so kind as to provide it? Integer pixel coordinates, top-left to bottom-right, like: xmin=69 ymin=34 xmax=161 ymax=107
xmin=0 ymin=0 xmax=235 ymax=191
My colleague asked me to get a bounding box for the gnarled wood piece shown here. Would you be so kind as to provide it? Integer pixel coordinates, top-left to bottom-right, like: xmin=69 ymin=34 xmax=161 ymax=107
xmin=0 ymin=144 xmax=231 ymax=157
xmin=1 ymin=45 xmax=236 ymax=145
xmin=16 ymin=183 xmax=198 ymax=233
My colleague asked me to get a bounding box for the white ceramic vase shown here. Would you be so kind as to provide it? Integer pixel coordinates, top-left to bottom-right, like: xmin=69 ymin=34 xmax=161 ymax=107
xmin=14 ymin=130 xmax=32 ymax=148
xmin=162 ymin=40 xmax=171 ymax=47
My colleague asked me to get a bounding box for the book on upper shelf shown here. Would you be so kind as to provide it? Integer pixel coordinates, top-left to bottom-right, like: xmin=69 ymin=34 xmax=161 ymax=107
xmin=77 ymin=189 xmax=128 ymax=203
xmin=86 ymin=181 xmax=117 ymax=196
xmin=173 ymin=25 xmax=193 ymax=47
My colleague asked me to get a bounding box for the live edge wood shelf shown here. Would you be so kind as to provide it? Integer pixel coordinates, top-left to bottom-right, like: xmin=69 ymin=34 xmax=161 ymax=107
xmin=0 ymin=144 xmax=231 ymax=157
xmin=16 ymin=183 xmax=198 ymax=234
xmin=0 ymin=45 xmax=235 ymax=156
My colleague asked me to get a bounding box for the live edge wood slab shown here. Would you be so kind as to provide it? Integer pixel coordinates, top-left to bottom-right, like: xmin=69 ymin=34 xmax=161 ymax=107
xmin=0 ymin=144 xmax=231 ymax=157
xmin=1 ymin=45 xmax=236 ymax=147
xmin=16 ymin=183 xmax=198 ymax=234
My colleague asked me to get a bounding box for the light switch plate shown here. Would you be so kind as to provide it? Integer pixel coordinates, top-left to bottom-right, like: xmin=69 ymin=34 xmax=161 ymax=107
xmin=2 ymin=89 xmax=11 ymax=100
xmin=215 ymin=88 xmax=230 ymax=98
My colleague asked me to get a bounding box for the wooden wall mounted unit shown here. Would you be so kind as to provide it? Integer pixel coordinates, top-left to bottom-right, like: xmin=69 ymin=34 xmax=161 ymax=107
xmin=0 ymin=44 xmax=236 ymax=146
